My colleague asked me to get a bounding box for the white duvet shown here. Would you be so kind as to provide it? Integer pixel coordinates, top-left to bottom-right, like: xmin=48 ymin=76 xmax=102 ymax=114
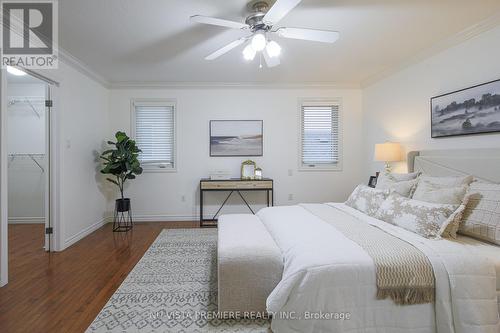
xmin=256 ymin=203 xmax=499 ymax=333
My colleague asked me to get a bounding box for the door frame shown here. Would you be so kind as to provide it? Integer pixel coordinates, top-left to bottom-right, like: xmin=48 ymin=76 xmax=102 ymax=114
xmin=0 ymin=68 xmax=61 ymax=287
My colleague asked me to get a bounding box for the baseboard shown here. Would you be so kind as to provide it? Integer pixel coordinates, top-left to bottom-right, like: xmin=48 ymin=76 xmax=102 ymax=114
xmin=130 ymin=214 xmax=198 ymax=222
xmin=62 ymin=215 xmax=199 ymax=250
xmin=63 ymin=217 xmax=108 ymax=249
xmin=8 ymin=217 xmax=45 ymax=224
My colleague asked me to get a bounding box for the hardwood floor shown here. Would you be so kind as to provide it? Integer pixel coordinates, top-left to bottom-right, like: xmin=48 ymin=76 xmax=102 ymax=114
xmin=0 ymin=221 xmax=198 ymax=333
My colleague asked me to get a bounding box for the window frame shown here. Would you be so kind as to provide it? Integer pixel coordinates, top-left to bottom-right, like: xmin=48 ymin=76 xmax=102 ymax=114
xmin=298 ymin=98 xmax=343 ymax=172
xmin=130 ymin=98 xmax=177 ymax=173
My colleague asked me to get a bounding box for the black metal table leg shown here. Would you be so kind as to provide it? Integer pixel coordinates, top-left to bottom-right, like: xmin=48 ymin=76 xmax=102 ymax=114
xmin=200 ymin=188 xmax=203 ymax=227
xmin=236 ymin=191 xmax=256 ymax=214
xmin=211 ymin=191 xmax=234 ymax=220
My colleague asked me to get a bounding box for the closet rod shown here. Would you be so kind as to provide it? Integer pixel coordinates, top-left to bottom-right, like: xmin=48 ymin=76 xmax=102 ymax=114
xmin=8 ymin=153 xmax=45 ymax=172
xmin=8 ymin=97 xmax=44 ymax=118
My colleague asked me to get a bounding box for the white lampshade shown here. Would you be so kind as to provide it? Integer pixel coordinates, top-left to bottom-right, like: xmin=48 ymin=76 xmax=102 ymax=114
xmin=374 ymin=142 xmax=402 ymax=162
xmin=266 ymin=40 xmax=281 ymax=58
xmin=251 ymin=33 xmax=267 ymax=51
xmin=242 ymin=44 xmax=256 ymax=61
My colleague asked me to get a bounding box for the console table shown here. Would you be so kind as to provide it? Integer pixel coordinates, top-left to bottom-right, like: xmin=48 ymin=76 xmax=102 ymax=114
xmin=199 ymin=178 xmax=274 ymax=227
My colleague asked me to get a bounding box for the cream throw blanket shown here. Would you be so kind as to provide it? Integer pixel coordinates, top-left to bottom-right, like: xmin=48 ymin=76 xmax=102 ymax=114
xmin=302 ymin=204 xmax=435 ymax=305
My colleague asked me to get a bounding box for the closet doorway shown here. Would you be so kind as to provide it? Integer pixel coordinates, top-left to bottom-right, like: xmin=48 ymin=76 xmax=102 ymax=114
xmin=6 ymin=69 xmax=53 ymax=252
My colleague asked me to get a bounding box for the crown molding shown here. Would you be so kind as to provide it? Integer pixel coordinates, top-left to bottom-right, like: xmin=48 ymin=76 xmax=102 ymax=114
xmin=109 ymin=81 xmax=360 ymax=90
xmin=361 ymin=12 xmax=500 ymax=88
xmin=58 ymin=48 xmax=111 ymax=88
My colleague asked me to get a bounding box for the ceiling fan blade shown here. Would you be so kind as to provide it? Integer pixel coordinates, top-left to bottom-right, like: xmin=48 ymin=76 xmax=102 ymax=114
xmin=277 ymin=27 xmax=339 ymax=43
xmin=190 ymin=15 xmax=248 ymax=30
xmin=263 ymin=0 xmax=302 ymax=24
xmin=205 ymin=38 xmax=246 ymax=60
xmin=263 ymin=49 xmax=280 ymax=68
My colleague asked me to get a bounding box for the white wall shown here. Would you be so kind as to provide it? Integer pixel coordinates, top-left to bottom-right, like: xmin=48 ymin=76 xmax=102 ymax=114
xmin=108 ymin=87 xmax=364 ymax=220
xmin=36 ymin=62 xmax=110 ymax=249
xmin=56 ymin=63 xmax=109 ymax=248
xmin=7 ymin=83 xmax=46 ymax=223
xmin=363 ymin=25 xmax=500 ymax=176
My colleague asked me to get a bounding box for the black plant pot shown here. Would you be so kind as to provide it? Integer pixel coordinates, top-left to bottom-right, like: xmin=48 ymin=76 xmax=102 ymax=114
xmin=116 ymin=198 xmax=131 ymax=212
xmin=113 ymin=198 xmax=133 ymax=232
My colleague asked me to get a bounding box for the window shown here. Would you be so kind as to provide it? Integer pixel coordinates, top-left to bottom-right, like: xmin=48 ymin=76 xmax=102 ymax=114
xmin=300 ymin=100 xmax=341 ymax=170
xmin=132 ymin=100 xmax=176 ymax=171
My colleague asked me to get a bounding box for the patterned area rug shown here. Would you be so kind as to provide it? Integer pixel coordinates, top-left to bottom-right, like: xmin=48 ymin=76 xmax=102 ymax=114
xmin=86 ymin=229 xmax=270 ymax=332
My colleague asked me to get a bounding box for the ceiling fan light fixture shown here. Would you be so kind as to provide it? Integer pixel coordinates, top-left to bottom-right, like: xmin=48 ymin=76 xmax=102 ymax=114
xmin=266 ymin=40 xmax=281 ymax=58
xmin=242 ymin=44 xmax=256 ymax=61
xmin=251 ymin=32 xmax=267 ymax=52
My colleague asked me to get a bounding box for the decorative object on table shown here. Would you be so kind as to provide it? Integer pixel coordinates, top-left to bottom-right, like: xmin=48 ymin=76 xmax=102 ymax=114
xmin=254 ymin=167 xmax=263 ymax=180
xmin=374 ymin=142 xmax=402 ymax=174
xmin=209 ymin=169 xmax=231 ymax=180
xmin=431 ymin=78 xmax=500 ymax=138
xmin=241 ymin=160 xmax=256 ymax=179
xmin=199 ymin=178 xmax=274 ymax=227
xmin=210 ymin=120 xmax=263 ymax=156
xmin=368 ymin=173 xmax=379 ymax=188
xmin=100 ymin=131 xmax=143 ymax=232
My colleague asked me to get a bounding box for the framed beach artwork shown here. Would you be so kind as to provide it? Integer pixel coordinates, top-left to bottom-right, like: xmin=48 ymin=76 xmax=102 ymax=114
xmin=431 ymin=79 xmax=500 ymax=138
xmin=209 ymin=120 xmax=263 ymax=157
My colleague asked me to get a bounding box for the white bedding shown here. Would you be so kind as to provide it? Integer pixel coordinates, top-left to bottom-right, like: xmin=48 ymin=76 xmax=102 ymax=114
xmin=256 ymin=203 xmax=500 ymax=333
xmin=453 ymin=235 xmax=500 ymax=291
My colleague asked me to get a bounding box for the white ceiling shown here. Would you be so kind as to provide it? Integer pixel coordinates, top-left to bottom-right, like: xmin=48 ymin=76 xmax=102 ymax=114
xmin=59 ymin=0 xmax=500 ymax=85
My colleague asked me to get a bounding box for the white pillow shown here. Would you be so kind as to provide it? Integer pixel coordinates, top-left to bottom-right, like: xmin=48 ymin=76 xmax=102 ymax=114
xmin=417 ymin=175 xmax=473 ymax=187
xmin=375 ymin=192 xmax=464 ymax=239
xmin=346 ymin=184 xmax=388 ymax=216
xmin=376 ymin=172 xmax=420 ymax=187
xmin=376 ymin=178 xmax=419 ymax=197
xmin=412 ymin=181 xmax=468 ymax=205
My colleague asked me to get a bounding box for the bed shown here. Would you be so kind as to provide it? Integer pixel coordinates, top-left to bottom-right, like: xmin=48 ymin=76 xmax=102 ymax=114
xmin=218 ymin=148 xmax=500 ymax=333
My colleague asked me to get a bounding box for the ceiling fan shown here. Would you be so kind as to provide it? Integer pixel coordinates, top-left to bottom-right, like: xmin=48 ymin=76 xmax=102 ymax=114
xmin=190 ymin=0 xmax=339 ymax=68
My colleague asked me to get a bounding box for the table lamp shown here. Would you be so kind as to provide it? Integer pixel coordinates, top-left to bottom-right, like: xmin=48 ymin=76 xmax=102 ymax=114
xmin=374 ymin=142 xmax=402 ymax=173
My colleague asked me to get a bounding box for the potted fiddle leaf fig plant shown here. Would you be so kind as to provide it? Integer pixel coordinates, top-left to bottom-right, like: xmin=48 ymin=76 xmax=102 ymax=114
xmin=100 ymin=131 xmax=143 ymax=231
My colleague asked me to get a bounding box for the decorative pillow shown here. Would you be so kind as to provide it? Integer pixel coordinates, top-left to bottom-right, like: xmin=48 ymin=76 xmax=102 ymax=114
xmin=441 ymin=194 xmax=472 ymax=239
xmin=376 ymin=172 xmax=420 ymax=187
xmin=417 ymin=175 xmax=473 ymax=187
xmin=375 ymin=192 xmax=461 ymax=239
xmin=458 ymin=182 xmax=500 ymax=245
xmin=412 ymin=181 xmax=468 ymax=205
xmin=346 ymin=184 xmax=388 ymax=216
xmin=376 ymin=178 xmax=419 ymax=197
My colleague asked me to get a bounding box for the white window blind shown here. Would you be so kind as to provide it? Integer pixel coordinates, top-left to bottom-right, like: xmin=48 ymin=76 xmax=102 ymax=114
xmin=301 ymin=104 xmax=339 ymax=168
xmin=134 ymin=103 xmax=175 ymax=168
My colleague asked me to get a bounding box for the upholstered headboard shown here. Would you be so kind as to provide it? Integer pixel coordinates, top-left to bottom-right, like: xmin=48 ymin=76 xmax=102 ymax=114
xmin=407 ymin=148 xmax=500 ymax=183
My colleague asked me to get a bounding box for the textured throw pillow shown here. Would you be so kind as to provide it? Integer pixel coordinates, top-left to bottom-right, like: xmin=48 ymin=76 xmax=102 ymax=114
xmin=458 ymin=182 xmax=500 ymax=245
xmin=375 ymin=192 xmax=462 ymax=239
xmin=346 ymin=184 xmax=388 ymax=216
xmin=412 ymin=181 xmax=468 ymax=205
xmin=441 ymin=194 xmax=472 ymax=239
xmin=376 ymin=178 xmax=419 ymax=197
